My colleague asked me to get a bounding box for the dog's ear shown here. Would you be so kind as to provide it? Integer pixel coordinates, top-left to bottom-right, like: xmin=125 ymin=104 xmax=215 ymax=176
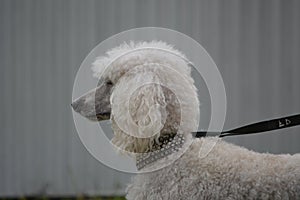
xmin=112 ymin=71 xmax=167 ymax=138
xmin=131 ymin=82 xmax=167 ymax=137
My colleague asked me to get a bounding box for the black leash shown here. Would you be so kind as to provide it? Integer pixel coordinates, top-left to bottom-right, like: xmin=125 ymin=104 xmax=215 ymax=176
xmin=193 ymin=114 xmax=300 ymax=138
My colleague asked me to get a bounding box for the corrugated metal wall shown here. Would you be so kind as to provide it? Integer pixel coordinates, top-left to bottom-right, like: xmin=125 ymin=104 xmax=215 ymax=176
xmin=0 ymin=0 xmax=299 ymax=197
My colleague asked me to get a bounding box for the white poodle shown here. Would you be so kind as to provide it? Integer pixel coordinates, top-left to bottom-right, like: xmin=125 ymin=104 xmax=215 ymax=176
xmin=72 ymin=41 xmax=300 ymax=199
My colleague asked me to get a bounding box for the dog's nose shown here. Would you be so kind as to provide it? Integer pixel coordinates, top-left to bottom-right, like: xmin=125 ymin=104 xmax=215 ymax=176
xmin=71 ymin=99 xmax=82 ymax=113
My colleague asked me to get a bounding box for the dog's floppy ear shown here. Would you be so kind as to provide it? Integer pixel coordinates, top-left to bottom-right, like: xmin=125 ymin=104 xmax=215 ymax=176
xmin=131 ymin=82 xmax=167 ymax=138
xmin=112 ymin=70 xmax=167 ymax=139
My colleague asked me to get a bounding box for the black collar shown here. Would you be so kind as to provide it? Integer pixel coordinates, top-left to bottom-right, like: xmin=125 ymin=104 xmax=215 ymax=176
xmin=136 ymin=133 xmax=184 ymax=170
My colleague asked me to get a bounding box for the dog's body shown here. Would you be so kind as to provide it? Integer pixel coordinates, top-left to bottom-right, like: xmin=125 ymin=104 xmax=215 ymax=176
xmin=127 ymin=137 xmax=300 ymax=199
xmin=72 ymin=41 xmax=300 ymax=200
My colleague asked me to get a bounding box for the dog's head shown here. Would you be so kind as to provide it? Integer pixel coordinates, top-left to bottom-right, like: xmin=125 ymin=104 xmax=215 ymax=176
xmin=72 ymin=41 xmax=200 ymax=154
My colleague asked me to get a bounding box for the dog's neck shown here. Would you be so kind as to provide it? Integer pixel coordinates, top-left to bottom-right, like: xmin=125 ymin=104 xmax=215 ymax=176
xmin=136 ymin=133 xmax=185 ymax=170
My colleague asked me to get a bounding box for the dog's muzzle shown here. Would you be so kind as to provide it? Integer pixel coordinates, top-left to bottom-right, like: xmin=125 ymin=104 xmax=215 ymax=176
xmin=71 ymin=81 xmax=113 ymax=121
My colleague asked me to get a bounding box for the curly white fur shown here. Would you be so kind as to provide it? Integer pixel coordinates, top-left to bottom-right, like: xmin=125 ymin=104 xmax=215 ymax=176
xmin=92 ymin=41 xmax=300 ymax=199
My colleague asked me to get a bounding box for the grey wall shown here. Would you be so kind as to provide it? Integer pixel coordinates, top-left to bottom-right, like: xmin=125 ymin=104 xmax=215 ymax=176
xmin=0 ymin=0 xmax=299 ymax=197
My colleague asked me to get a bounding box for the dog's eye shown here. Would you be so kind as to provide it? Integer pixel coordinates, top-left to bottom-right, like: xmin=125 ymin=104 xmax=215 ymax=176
xmin=106 ymin=80 xmax=113 ymax=85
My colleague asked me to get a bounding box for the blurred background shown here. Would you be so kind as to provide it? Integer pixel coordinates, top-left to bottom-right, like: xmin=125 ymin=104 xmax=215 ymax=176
xmin=1 ymin=0 xmax=300 ymax=198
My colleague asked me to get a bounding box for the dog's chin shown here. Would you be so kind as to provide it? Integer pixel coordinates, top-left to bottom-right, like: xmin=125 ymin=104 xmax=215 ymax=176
xmin=86 ymin=112 xmax=111 ymax=121
xmin=96 ymin=112 xmax=111 ymax=121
